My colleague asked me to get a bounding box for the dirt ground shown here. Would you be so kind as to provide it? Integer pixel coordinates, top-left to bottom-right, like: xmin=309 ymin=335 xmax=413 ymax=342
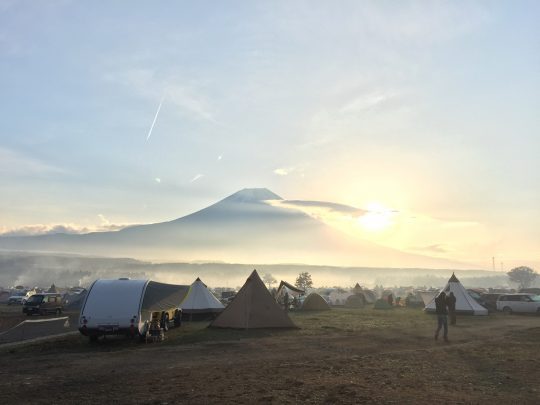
xmin=0 ymin=304 xmax=28 ymax=332
xmin=1 ymin=307 xmax=539 ymax=404
xmin=0 ymin=304 xmax=80 ymax=339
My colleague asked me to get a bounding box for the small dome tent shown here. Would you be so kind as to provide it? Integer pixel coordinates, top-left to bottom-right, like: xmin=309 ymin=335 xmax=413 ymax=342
xmin=301 ymin=293 xmax=330 ymax=311
xmin=345 ymin=294 xmax=366 ymax=308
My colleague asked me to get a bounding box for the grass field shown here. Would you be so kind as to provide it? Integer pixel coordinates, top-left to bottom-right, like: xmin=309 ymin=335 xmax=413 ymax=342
xmin=1 ymin=307 xmax=539 ymax=404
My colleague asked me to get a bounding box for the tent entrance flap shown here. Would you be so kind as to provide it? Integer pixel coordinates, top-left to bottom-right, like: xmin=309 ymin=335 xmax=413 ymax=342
xmin=141 ymin=281 xmax=190 ymax=312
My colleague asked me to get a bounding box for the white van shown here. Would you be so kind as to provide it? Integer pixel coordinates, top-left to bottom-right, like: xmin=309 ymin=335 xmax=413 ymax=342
xmin=496 ymin=293 xmax=540 ymax=314
xmin=79 ymin=279 xmax=189 ymax=341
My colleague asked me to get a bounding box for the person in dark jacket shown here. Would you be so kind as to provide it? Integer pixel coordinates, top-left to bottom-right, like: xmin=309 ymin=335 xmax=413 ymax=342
xmin=446 ymin=292 xmax=457 ymax=325
xmin=283 ymin=291 xmax=289 ymax=312
xmin=434 ymin=292 xmax=449 ymax=342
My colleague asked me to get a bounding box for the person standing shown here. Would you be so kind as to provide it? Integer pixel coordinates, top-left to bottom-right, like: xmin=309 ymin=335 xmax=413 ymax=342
xmin=283 ymin=291 xmax=289 ymax=312
xmin=446 ymin=292 xmax=457 ymax=325
xmin=434 ymin=292 xmax=449 ymax=342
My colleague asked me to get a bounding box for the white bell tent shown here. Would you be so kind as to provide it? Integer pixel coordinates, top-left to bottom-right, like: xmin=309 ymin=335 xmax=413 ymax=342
xmin=425 ymin=273 xmax=488 ymax=315
xmin=181 ymin=278 xmax=224 ymax=315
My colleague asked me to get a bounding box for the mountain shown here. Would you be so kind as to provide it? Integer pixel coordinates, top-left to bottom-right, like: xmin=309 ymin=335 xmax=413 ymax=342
xmin=0 ymin=188 xmax=470 ymax=268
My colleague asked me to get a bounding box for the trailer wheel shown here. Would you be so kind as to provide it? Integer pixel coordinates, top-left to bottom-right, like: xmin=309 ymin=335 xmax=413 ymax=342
xmin=89 ymin=335 xmax=98 ymax=343
xmin=56 ymin=308 xmax=62 ymax=316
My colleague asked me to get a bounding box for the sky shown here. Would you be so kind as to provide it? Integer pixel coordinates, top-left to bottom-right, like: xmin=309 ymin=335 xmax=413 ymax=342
xmin=0 ymin=1 xmax=538 ymax=269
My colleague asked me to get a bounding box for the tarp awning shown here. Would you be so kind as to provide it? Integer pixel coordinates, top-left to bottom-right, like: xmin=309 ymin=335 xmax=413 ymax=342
xmin=277 ymin=280 xmax=305 ymax=295
xmin=141 ymin=281 xmax=189 ymax=312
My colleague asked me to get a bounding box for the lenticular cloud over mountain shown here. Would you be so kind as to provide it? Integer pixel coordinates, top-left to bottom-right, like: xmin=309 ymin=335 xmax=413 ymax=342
xmin=0 ymin=188 xmax=468 ymax=268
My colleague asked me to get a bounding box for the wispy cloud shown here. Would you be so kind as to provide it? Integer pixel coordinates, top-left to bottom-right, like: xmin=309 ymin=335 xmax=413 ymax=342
xmin=340 ymin=91 xmax=398 ymax=114
xmin=410 ymin=244 xmax=449 ymax=254
xmin=97 ymin=214 xmax=110 ymax=225
xmin=270 ymin=199 xmax=366 ymax=223
xmin=105 ymin=68 xmax=217 ymax=125
xmin=0 ymin=222 xmax=133 ymax=237
xmin=280 ymin=200 xmax=366 ymax=216
xmin=273 ymin=168 xmax=289 ymax=176
xmin=0 ymin=147 xmax=65 ymax=177
xmin=273 ymin=165 xmax=305 ymax=177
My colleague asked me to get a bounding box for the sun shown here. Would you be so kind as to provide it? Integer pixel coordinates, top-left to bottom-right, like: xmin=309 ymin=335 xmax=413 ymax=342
xmin=358 ymin=202 xmax=395 ymax=232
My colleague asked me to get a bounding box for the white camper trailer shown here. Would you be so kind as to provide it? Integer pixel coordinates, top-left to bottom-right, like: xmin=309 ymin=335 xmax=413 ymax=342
xmin=79 ymin=279 xmax=189 ymax=341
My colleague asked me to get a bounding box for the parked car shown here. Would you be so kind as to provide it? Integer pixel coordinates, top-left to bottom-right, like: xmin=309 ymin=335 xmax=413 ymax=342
xmin=496 ymin=293 xmax=540 ymax=314
xmin=480 ymin=293 xmax=503 ymax=312
xmin=7 ymin=295 xmax=26 ymax=305
xmin=467 ymin=289 xmax=487 ymax=307
xmin=519 ymin=288 xmax=540 ymax=295
xmin=23 ymin=293 xmax=63 ymax=316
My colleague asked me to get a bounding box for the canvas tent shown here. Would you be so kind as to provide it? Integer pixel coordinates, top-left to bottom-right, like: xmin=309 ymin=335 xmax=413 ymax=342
xmin=62 ymin=289 xmax=87 ymax=310
xmin=419 ymin=291 xmax=438 ymax=306
xmin=301 ymin=293 xmax=330 ymax=311
xmin=404 ymin=292 xmax=424 ymax=308
xmin=362 ymin=290 xmax=376 ymax=304
xmin=345 ymin=294 xmax=366 ymax=308
xmin=276 ymin=280 xmax=305 ymax=309
xmin=345 ymin=283 xmax=371 ymax=308
xmin=328 ymin=290 xmax=353 ymax=305
xmin=352 ymin=283 xmax=363 ymax=295
xmin=374 ymin=299 xmax=393 ymax=310
xmin=425 ymin=273 xmax=488 ymax=315
xmin=181 ymin=278 xmax=224 ymax=319
xmin=47 ymin=284 xmax=59 ymax=293
xmin=276 ymin=280 xmax=304 ymax=298
xmin=210 ymin=270 xmax=296 ymax=329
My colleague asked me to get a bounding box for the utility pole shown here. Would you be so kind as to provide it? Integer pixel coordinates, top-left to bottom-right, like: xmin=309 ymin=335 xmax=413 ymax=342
xmin=500 ymin=261 xmax=504 ymax=272
xmin=492 ymin=256 xmax=495 ymax=271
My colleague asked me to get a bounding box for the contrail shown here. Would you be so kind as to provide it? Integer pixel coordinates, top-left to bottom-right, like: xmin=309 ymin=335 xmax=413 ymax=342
xmin=190 ymin=174 xmax=204 ymax=183
xmin=146 ymin=95 xmax=165 ymax=141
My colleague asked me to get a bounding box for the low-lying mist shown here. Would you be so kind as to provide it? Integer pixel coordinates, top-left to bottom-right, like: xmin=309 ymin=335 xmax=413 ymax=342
xmin=0 ymin=252 xmax=512 ymax=290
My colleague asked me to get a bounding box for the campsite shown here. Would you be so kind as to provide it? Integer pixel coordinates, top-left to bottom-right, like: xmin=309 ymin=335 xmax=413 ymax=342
xmin=1 ymin=2 xmax=539 ymax=403
xmin=0 ymin=271 xmax=539 ymax=403
xmin=1 ymin=305 xmax=540 ymax=404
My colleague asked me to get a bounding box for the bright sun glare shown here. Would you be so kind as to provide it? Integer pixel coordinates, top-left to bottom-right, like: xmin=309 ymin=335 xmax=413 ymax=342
xmin=358 ymin=202 xmax=395 ymax=232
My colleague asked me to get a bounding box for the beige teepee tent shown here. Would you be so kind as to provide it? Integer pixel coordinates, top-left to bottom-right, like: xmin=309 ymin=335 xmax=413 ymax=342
xmin=210 ymin=270 xmax=296 ymax=329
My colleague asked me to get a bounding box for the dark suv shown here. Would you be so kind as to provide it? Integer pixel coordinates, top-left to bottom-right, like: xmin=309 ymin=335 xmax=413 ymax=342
xmin=23 ymin=293 xmax=64 ymax=316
